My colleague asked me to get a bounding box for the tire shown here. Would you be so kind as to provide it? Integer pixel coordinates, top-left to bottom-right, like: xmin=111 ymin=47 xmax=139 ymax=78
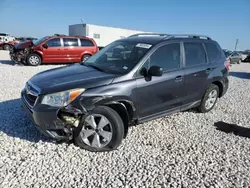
xmin=81 ymin=54 xmax=91 ymax=63
xmin=197 ymin=84 xmax=219 ymax=113
xmin=3 ymin=44 xmax=10 ymax=50
xmin=27 ymin=54 xmax=41 ymax=66
xmin=74 ymin=106 xmax=124 ymax=152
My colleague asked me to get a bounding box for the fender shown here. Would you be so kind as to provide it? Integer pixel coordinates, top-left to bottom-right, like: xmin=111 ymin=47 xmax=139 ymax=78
xmin=35 ymin=50 xmax=43 ymax=56
xmin=80 ymin=51 xmax=93 ymax=57
xmin=70 ymin=95 xmax=138 ymax=120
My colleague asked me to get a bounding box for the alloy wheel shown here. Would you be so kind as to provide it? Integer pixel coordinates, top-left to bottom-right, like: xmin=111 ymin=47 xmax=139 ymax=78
xmin=80 ymin=114 xmax=113 ymax=148
xmin=29 ymin=56 xmax=39 ymax=65
xmin=205 ymin=89 xmax=218 ymax=110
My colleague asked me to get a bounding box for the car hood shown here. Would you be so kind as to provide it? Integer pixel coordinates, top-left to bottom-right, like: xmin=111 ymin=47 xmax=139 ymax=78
xmin=15 ymin=40 xmax=33 ymax=49
xmin=28 ymin=64 xmax=117 ymax=95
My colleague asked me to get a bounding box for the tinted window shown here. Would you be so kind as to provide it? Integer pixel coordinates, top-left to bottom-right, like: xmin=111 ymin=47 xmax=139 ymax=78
xmin=146 ymin=43 xmax=181 ymax=71
xmin=63 ymin=38 xmax=78 ymax=47
xmin=204 ymin=42 xmax=223 ymax=63
xmin=46 ymin=38 xmax=61 ymax=47
xmin=184 ymin=42 xmax=207 ymax=66
xmin=80 ymin=39 xmax=94 ymax=47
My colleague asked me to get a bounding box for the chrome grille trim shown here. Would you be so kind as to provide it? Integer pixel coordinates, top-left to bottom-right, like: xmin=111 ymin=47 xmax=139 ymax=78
xmin=23 ymin=82 xmax=40 ymax=108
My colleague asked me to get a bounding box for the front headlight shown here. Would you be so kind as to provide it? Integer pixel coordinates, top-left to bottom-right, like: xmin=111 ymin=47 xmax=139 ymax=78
xmin=41 ymin=88 xmax=85 ymax=107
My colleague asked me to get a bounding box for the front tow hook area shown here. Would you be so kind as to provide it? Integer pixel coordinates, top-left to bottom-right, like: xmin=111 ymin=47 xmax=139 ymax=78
xmin=56 ymin=106 xmax=84 ymax=142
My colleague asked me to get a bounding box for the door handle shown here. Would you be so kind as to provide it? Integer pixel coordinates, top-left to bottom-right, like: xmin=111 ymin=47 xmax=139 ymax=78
xmin=57 ymin=49 xmax=61 ymax=50
xmin=175 ymin=75 xmax=183 ymax=82
xmin=64 ymin=49 xmax=68 ymax=50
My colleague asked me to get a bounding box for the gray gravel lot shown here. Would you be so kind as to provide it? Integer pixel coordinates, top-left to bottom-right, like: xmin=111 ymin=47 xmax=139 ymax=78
xmin=0 ymin=52 xmax=250 ymax=187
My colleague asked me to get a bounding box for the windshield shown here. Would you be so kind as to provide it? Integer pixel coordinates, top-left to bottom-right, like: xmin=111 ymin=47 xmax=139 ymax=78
xmin=33 ymin=36 xmax=50 ymax=46
xmin=84 ymin=41 xmax=152 ymax=74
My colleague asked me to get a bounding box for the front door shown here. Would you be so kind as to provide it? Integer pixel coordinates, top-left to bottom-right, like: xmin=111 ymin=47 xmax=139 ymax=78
xmin=135 ymin=42 xmax=184 ymax=120
xmin=42 ymin=38 xmax=64 ymax=63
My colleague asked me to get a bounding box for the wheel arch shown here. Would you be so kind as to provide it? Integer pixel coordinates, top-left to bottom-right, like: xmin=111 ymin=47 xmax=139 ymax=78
xmin=33 ymin=51 xmax=43 ymax=61
xmin=81 ymin=52 xmax=92 ymax=58
xmin=104 ymin=100 xmax=135 ymax=138
xmin=212 ymin=80 xmax=223 ymax=98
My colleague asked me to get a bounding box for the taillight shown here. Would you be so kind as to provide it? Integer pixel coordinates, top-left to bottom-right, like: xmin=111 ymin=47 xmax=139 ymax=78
xmin=224 ymin=60 xmax=230 ymax=70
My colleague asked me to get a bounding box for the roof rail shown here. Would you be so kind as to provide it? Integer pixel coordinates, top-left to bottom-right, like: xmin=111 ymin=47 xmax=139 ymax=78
xmin=128 ymin=33 xmax=211 ymax=40
xmin=128 ymin=33 xmax=169 ymax=37
xmin=54 ymin=34 xmax=67 ymax=36
xmin=167 ymin=34 xmax=211 ymax=40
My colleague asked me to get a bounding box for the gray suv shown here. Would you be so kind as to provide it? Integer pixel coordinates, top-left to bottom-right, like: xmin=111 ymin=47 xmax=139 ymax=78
xmin=21 ymin=33 xmax=230 ymax=152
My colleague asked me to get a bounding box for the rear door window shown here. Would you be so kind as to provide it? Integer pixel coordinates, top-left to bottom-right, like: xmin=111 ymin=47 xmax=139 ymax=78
xmin=63 ymin=38 xmax=78 ymax=47
xmin=46 ymin=38 xmax=61 ymax=47
xmin=80 ymin=39 xmax=94 ymax=47
xmin=204 ymin=42 xmax=223 ymax=63
xmin=184 ymin=42 xmax=207 ymax=67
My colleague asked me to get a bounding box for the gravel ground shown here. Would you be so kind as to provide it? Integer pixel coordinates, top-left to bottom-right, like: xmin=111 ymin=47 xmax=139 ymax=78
xmin=0 ymin=55 xmax=250 ymax=187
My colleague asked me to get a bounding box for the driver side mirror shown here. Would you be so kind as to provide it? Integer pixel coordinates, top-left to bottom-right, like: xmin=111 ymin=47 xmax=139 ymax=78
xmin=148 ymin=66 xmax=163 ymax=77
xmin=42 ymin=43 xmax=48 ymax=49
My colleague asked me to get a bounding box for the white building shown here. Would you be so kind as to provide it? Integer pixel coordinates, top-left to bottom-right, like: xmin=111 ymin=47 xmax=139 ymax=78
xmin=69 ymin=24 xmax=146 ymax=48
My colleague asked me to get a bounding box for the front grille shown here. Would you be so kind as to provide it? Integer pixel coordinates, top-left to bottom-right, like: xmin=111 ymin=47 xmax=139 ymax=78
xmin=23 ymin=82 xmax=40 ymax=107
xmin=25 ymin=93 xmax=37 ymax=106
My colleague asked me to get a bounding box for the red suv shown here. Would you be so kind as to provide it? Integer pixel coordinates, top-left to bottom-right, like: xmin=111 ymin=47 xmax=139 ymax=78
xmin=10 ymin=34 xmax=98 ymax=66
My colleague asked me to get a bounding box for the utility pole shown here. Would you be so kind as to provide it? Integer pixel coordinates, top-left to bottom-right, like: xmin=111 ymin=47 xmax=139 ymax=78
xmin=81 ymin=19 xmax=84 ymax=25
xmin=234 ymin=39 xmax=239 ymax=51
xmin=80 ymin=19 xmax=85 ymax=36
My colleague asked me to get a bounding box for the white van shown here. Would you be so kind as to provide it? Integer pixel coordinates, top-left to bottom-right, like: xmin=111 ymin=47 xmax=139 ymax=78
xmin=0 ymin=33 xmax=15 ymax=42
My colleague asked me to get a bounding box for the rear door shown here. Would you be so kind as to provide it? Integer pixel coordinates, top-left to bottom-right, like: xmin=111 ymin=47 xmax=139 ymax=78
xmin=62 ymin=37 xmax=80 ymax=62
xmin=42 ymin=38 xmax=64 ymax=63
xmin=180 ymin=41 xmax=212 ymax=107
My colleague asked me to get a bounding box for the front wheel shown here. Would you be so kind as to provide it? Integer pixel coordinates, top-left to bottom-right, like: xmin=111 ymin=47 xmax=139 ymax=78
xmin=197 ymin=84 xmax=219 ymax=113
xmin=74 ymin=106 xmax=124 ymax=152
xmin=27 ymin=54 xmax=41 ymax=66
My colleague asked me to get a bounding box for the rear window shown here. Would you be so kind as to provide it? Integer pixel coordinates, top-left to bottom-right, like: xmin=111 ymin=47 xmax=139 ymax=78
xmin=204 ymin=42 xmax=223 ymax=63
xmin=63 ymin=38 xmax=78 ymax=47
xmin=80 ymin=39 xmax=94 ymax=47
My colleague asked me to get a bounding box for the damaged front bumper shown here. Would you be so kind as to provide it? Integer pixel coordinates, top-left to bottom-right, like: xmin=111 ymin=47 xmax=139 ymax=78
xmin=10 ymin=52 xmax=27 ymax=64
xmin=21 ymin=89 xmax=83 ymax=141
xmin=9 ymin=47 xmax=30 ymax=65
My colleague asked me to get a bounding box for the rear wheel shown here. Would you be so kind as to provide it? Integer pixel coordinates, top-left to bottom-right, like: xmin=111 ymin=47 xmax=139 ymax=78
xmin=74 ymin=106 xmax=124 ymax=152
xmin=81 ymin=54 xmax=91 ymax=63
xmin=27 ymin=54 xmax=41 ymax=66
xmin=197 ymin=84 xmax=219 ymax=113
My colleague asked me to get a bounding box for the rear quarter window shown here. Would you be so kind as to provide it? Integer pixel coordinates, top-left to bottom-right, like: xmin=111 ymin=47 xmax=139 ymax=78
xmin=204 ymin=42 xmax=223 ymax=63
xmin=80 ymin=39 xmax=94 ymax=47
